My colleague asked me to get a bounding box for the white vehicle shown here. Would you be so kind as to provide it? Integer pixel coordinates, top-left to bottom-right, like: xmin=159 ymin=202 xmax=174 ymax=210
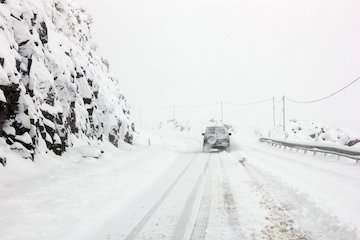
xmin=202 ymin=126 xmax=231 ymax=152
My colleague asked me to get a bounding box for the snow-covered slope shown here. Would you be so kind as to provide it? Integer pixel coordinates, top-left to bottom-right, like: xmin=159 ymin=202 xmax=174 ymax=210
xmin=269 ymin=119 xmax=360 ymax=148
xmin=287 ymin=119 xmax=360 ymax=146
xmin=158 ymin=119 xmax=191 ymax=132
xmin=0 ymin=0 xmax=134 ymax=162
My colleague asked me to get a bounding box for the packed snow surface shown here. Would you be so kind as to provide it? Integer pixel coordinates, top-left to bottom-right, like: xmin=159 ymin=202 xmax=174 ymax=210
xmin=1 ymin=128 xmax=360 ymax=240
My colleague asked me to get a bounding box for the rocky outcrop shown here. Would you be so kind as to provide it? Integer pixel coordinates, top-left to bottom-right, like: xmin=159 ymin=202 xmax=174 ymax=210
xmin=286 ymin=119 xmax=358 ymax=147
xmin=0 ymin=0 xmax=134 ymax=160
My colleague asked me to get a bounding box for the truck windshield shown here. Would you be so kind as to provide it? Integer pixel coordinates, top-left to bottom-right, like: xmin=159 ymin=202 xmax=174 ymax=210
xmin=206 ymin=127 xmax=226 ymax=134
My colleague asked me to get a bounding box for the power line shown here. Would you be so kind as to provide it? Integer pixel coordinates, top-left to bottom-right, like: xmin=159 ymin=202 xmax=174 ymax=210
xmin=155 ymin=102 xmax=218 ymax=110
xmin=224 ymin=97 xmax=273 ymax=107
xmin=175 ymin=102 xmax=219 ymax=110
xmin=150 ymin=98 xmax=273 ymax=111
xmin=286 ymin=75 xmax=360 ymax=104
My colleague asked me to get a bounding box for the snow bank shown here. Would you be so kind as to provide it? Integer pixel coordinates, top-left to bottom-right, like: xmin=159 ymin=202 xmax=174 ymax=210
xmin=0 ymin=0 xmax=134 ymax=162
xmin=268 ymin=119 xmax=360 ymax=149
xmin=159 ymin=119 xmax=191 ymax=132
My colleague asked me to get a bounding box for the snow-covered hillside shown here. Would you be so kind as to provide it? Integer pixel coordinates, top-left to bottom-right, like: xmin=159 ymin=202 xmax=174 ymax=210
xmin=0 ymin=0 xmax=134 ymax=162
xmin=269 ymin=119 xmax=360 ymax=148
xmin=159 ymin=119 xmax=191 ymax=132
xmin=288 ymin=119 xmax=360 ymax=146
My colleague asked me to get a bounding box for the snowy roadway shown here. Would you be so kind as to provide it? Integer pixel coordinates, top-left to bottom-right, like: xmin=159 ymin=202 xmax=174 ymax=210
xmin=1 ymin=132 xmax=360 ymax=240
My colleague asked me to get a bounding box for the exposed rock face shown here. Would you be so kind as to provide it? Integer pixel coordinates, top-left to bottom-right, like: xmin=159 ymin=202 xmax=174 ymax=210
xmin=0 ymin=0 xmax=134 ymax=160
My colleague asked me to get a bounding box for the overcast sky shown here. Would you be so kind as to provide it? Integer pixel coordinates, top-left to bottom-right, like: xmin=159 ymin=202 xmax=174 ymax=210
xmin=77 ymin=0 xmax=360 ymax=133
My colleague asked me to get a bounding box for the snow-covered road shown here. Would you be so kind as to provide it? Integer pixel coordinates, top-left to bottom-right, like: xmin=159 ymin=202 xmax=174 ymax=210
xmin=1 ymin=132 xmax=360 ymax=240
xmin=93 ymin=135 xmax=360 ymax=240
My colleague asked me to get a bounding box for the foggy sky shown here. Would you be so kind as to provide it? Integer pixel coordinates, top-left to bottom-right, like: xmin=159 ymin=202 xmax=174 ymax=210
xmin=77 ymin=0 xmax=360 ymax=134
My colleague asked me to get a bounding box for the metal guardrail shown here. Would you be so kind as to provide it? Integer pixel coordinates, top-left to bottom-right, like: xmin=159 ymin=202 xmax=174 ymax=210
xmin=259 ymin=137 xmax=360 ymax=163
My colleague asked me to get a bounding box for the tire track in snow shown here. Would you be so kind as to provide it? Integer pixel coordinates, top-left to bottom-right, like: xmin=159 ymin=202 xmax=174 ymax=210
xmin=202 ymin=154 xmax=227 ymax=240
xmin=190 ymin=153 xmax=245 ymax=240
xmin=219 ymin=154 xmax=245 ymax=239
xmin=189 ymin=154 xmax=213 ymax=240
xmin=124 ymin=153 xmax=198 ymax=240
xmin=245 ymin=161 xmax=360 ymax=240
xmin=244 ymin=164 xmax=310 ymax=240
xmin=172 ymin=154 xmax=210 ymax=240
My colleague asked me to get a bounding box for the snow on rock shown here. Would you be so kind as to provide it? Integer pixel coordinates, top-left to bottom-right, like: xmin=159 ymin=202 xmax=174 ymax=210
xmin=270 ymin=119 xmax=360 ymax=148
xmin=0 ymin=89 xmax=5 ymax=102
xmin=0 ymin=0 xmax=134 ymax=162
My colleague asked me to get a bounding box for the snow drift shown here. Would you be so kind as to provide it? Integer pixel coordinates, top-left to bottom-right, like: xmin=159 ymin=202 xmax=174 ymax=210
xmin=158 ymin=119 xmax=191 ymax=132
xmin=0 ymin=0 xmax=134 ymax=162
xmin=269 ymin=119 xmax=360 ymax=148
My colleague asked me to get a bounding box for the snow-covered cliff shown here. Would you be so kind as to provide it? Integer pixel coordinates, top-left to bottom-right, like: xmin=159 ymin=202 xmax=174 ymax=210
xmin=0 ymin=0 xmax=134 ymax=162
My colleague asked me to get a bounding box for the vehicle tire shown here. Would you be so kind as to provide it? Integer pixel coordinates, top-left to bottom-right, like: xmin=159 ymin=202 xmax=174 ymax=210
xmin=225 ymin=146 xmax=231 ymax=152
xmin=202 ymin=144 xmax=209 ymax=153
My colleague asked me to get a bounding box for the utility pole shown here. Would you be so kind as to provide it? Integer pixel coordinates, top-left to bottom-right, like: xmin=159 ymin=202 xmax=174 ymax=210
xmin=220 ymin=101 xmax=224 ymax=123
xmin=139 ymin=106 xmax=143 ymax=130
xmin=172 ymin=105 xmax=175 ymax=120
xmin=272 ymin=96 xmax=276 ymax=127
xmin=282 ymin=96 xmax=286 ymax=133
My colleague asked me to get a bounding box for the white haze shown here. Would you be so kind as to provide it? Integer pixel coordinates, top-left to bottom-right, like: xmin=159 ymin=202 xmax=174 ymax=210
xmin=77 ymin=0 xmax=360 ymax=134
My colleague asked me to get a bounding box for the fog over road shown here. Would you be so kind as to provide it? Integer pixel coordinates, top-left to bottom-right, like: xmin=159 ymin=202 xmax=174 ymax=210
xmin=1 ymin=1 xmax=359 ymax=239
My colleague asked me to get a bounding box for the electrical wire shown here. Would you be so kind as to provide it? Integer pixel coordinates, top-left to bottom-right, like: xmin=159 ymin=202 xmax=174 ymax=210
xmin=153 ymin=98 xmax=273 ymax=111
xmin=286 ymin=75 xmax=360 ymax=104
xmin=174 ymin=102 xmax=219 ymax=110
xmin=224 ymin=97 xmax=273 ymax=107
